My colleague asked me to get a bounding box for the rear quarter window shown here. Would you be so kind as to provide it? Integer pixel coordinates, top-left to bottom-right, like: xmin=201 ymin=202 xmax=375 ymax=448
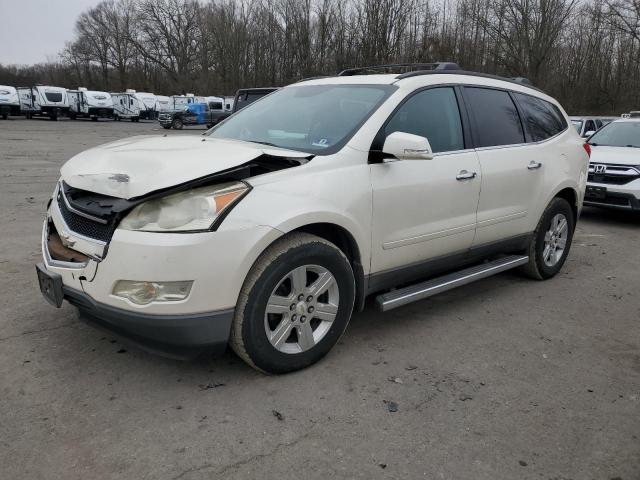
xmin=514 ymin=93 xmax=567 ymax=142
xmin=464 ymin=87 xmax=525 ymax=148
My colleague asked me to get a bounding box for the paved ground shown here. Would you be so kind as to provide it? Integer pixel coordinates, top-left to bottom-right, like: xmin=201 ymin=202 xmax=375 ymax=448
xmin=1 ymin=117 xmax=639 ymax=480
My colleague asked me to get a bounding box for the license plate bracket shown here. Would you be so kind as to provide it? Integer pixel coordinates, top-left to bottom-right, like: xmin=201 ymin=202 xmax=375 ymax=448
xmin=36 ymin=263 xmax=64 ymax=307
xmin=586 ymin=185 xmax=607 ymax=200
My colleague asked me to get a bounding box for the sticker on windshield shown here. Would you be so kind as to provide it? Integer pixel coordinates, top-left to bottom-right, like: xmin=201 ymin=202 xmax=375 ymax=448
xmin=311 ymin=138 xmax=331 ymax=148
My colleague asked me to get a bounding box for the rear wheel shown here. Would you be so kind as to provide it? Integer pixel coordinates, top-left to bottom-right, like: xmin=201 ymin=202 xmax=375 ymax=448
xmin=521 ymin=197 xmax=575 ymax=280
xmin=172 ymin=118 xmax=183 ymax=130
xmin=230 ymin=233 xmax=355 ymax=374
xmin=1 ymin=113 xmax=7 ymax=120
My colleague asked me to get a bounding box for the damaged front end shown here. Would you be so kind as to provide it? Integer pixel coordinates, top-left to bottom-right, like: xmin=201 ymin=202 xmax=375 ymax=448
xmin=46 ymin=150 xmax=311 ymax=265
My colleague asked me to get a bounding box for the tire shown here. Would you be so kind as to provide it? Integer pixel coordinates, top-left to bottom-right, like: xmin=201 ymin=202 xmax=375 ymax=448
xmin=230 ymin=232 xmax=356 ymax=374
xmin=1 ymin=113 xmax=7 ymax=120
xmin=91 ymin=116 xmax=98 ymax=122
xmin=172 ymin=118 xmax=183 ymax=130
xmin=161 ymin=124 xmax=171 ymax=130
xmin=520 ymin=197 xmax=575 ymax=280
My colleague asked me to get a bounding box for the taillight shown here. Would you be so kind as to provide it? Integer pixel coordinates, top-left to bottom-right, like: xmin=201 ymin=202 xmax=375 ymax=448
xmin=583 ymin=143 xmax=591 ymax=158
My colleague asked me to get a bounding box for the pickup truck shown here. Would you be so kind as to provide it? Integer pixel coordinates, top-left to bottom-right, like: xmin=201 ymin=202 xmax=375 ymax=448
xmin=207 ymin=87 xmax=278 ymax=127
xmin=159 ymin=103 xmax=223 ymax=130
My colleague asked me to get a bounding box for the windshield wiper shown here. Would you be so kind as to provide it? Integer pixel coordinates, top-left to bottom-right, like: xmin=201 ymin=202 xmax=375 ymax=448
xmin=245 ymin=139 xmax=279 ymax=147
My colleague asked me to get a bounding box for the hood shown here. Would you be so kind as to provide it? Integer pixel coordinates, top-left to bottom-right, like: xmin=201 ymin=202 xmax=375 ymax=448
xmin=60 ymin=135 xmax=310 ymax=199
xmin=590 ymin=145 xmax=640 ymax=166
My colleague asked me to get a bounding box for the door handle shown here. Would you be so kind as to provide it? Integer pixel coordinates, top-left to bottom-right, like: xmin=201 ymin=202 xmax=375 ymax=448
xmin=527 ymin=161 xmax=542 ymax=170
xmin=456 ymin=170 xmax=477 ymax=181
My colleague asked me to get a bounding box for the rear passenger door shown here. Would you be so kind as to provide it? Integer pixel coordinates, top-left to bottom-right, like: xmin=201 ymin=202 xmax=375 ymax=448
xmin=463 ymin=87 xmax=545 ymax=246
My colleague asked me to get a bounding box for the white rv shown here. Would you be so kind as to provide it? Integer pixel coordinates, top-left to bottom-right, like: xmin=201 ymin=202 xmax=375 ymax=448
xmin=155 ymin=95 xmax=172 ymax=113
xmin=205 ymin=96 xmax=224 ymax=110
xmin=171 ymin=93 xmax=206 ymax=109
xmin=68 ymin=88 xmax=114 ymax=121
xmin=0 ymin=85 xmax=20 ymax=119
xmin=111 ymin=92 xmax=141 ymax=122
xmin=17 ymin=85 xmax=70 ymax=120
xmin=129 ymin=90 xmax=158 ymax=120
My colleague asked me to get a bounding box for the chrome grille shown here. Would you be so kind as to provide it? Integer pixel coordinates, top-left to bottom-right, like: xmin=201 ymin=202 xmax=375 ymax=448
xmin=588 ymin=163 xmax=640 ymax=185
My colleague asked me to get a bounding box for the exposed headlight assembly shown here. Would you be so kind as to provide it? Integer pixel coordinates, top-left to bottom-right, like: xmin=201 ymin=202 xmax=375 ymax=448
xmin=119 ymin=181 xmax=249 ymax=232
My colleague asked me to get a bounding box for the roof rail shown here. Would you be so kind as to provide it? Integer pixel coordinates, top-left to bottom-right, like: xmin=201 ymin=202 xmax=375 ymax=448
xmin=338 ymin=62 xmax=461 ymax=76
xmin=511 ymin=77 xmax=532 ymax=86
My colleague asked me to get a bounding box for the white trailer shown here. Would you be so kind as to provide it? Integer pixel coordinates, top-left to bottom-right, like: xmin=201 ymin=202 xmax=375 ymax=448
xmin=111 ymin=92 xmax=141 ymax=122
xmin=205 ymin=96 xmax=224 ymax=110
xmin=155 ymin=95 xmax=172 ymax=113
xmin=0 ymin=85 xmax=20 ymax=119
xmin=68 ymin=88 xmax=114 ymax=121
xmin=171 ymin=93 xmax=206 ymax=109
xmin=17 ymin=85 xmax=70 ymax=120
xmin=129 ymin=90 xmax=158 ymax=120
xmin=223 ymin=96 xmax=235 ymax=112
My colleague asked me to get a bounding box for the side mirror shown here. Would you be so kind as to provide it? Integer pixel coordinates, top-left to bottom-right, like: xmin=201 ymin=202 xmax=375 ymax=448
xmin=382 ymin=131 xmax=434 ymax=160
xmin=584 ymin=131 xmax=595 ymax=137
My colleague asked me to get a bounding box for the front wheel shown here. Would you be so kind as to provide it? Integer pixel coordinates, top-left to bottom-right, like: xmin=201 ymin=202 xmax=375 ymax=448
xmin=521 ymin=197 xmax=575 ymax=280
xmin=171 ymin=118 xmax=183 ymax=130
xmin=230 ymin=233 xmax=355 ymax=374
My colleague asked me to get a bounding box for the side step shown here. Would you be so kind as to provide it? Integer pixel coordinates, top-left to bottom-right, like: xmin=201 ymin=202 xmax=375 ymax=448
xmin=376 ymin=255 xmax=529 ymax=312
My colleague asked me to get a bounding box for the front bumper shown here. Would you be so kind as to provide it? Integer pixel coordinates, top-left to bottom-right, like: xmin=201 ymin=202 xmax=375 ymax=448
xmin=37 ymin=262 xmax=233 ymax=358
xmin=585 ymin=180 xmax=640 ymax=211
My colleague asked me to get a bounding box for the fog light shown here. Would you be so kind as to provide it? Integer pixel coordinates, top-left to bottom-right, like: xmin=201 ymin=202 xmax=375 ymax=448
xmin=112 ymin=280 xmax=193 ymax=305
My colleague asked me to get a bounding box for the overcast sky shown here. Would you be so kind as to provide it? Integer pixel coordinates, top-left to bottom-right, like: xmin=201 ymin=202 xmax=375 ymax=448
xmin=0 ymin=0 xmax=103 ymax=65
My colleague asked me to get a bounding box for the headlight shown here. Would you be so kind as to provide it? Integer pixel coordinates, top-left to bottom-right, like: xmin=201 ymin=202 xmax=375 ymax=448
xmin=119 ymin=181 xmax=249 ymax=232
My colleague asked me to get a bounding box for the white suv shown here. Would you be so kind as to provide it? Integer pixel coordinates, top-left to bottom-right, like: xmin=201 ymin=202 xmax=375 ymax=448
xmin=36 ymin=63 xmax=589 ymax=373
xmin=584 ymin=118 xmax=640 ymax=211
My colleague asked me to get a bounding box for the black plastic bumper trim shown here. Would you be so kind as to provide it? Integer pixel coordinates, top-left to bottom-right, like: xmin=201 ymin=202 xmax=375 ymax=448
xmin=63 ymin=286 xmax=234 ymax=360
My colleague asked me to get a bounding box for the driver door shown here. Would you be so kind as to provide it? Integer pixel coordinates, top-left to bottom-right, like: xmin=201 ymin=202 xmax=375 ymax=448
xmin=370 ymin=87 xmax=481 ymax=278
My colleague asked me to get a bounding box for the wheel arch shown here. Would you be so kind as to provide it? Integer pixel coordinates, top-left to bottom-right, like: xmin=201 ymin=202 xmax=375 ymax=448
xmin=287 ymin=222 xmax=366 ymax=312
xmin=553 ymin=186 xmax=579 ymax=224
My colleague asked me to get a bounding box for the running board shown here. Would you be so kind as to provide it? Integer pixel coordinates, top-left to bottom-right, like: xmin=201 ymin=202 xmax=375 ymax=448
xmin=376 ymin=255 xmax=529 ymax=312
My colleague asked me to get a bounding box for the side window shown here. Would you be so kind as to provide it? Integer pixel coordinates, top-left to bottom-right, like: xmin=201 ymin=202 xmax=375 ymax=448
xmin=585 ymin=119 xmax=596 ymax=133
xmin=383 ymin=87 xmax=464 ymax=153
xmin=595 ymin=119 xmax=603 ymax=129
xmin=464 ymin=87 xmax=524 ymax=147
xmin=514 ymin=93 xmax=567 ymax=142
xmin=209 ymin=101 xmax=223 ymax=110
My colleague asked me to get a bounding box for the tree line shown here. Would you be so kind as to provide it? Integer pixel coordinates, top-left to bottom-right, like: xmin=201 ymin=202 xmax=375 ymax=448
xmin=1 ymin=0 xmax=639 ymax=114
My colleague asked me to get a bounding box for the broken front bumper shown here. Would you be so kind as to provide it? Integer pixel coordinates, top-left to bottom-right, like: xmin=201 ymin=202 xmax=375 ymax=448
xmin=36 ymin=261 xmax=233 ymax=359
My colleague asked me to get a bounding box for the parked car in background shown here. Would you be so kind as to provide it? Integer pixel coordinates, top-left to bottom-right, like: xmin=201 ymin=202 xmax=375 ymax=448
xmin=68 ymin=88 xmax=113 ymax=121
xmin=585 ymin=118 xmax=640 ymax=211
xmin=36 ymin=63 xmax=588 ymax=373
xmin=111 ymin=92 xmax=141 ymax=122
xmin=17 ymin=85 xmax=70 ymax=120
xmin=570 ymin=116 xmax=616 ymax=137
xmin=207 ymin=87 xmax=278 ymax=127
xmin=0 ymin=85 xmax=20 ymax=119
xmin=159 ymin=101 xmax=224 ymax=129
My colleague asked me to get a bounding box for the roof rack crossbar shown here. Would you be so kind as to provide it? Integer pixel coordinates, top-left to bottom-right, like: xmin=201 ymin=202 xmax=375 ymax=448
xmin=338 ymin=62 xmax=461 ymax=76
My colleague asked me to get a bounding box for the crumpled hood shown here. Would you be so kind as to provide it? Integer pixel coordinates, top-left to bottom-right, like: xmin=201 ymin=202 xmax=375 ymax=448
xmin=60 ymin=135 xmax=309 ymax=199
xmin=590 ymin=145 xmax=640 ymax=166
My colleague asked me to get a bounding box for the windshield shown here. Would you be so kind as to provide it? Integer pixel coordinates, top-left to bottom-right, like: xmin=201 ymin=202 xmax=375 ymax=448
xmin=571 ymin=120 xmax=583 ymax=133
xmin=588 ymin=121 xmax=640 ymax=147
xmin=207 ymin=84 xmax=395 ymax=154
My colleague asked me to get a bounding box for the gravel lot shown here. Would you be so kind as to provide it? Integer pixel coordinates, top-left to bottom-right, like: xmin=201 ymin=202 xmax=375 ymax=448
xmin=1 ymin=118 xmax=639 ymax=480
